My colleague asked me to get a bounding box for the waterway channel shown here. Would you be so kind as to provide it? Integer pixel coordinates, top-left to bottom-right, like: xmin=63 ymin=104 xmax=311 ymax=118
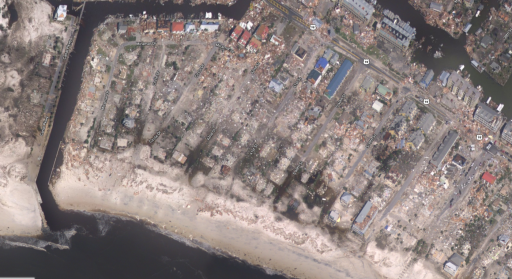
xmin=377 ymin=0 xmax=512 ymax=118
xmin=0 ymin=0 xmax=286 ymax=278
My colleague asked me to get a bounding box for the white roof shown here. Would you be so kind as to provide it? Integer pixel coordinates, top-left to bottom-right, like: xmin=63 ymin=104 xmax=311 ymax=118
xmin=372 ymin=100 xmax=384 ymax=112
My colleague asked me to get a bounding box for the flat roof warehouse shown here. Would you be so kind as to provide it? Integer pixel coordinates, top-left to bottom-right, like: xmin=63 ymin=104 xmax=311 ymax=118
xmin=325 ymin=59 xmax=353 ymax=99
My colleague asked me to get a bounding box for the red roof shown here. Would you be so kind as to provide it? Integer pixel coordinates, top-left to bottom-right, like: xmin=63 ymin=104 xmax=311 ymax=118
xmin=239 ymin=30 xmax=251 ymax=44
xmin=255 ymin=25 xmax=269 ymax=40
xmin=231 ymin=25 xmax=243 ymax=39
xmin=248 ymin=37 xmax=261 ymax=49
xmin=482 ymin=172 xmax=497 ymax=184
xmin=172 ymin=22 xmax=184 ymax=32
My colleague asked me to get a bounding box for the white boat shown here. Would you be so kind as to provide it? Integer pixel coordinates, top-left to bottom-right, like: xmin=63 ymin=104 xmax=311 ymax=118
xmin=475 ymin=10 xmax=480 ymax=17
xmin=486 ymin=97 xmax=491 ymax=104
xmin=459 ymin=64 xmax=465 ymax=71
xmin=497 ymin=104 xmax=504 ymax=112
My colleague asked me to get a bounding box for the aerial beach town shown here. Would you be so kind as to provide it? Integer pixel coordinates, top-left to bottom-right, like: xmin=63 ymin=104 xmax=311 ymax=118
xmin=4 ymin=0 xmax=512 ymax=278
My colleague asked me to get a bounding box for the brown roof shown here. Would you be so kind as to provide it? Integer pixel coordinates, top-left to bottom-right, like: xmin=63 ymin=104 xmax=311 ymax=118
xmin=172 ymin=22 xmax=184 ymax=32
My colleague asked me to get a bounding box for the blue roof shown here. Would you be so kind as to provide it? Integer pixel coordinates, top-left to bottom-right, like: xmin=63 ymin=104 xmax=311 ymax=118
xmin=315 ymin=57 xmax=329 ymax=70
xmin=439 ymin=71 xmax=450 ymax=86
xmin=420 ymin=69 xmax=434 ymax=88
xmin=325 ymin=60 xmax=353 ymax=99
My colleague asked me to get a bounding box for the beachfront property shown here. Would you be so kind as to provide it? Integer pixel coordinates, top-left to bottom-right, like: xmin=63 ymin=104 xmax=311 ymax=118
xmin=340 ymin=0 xmax=375 ymax=22
xmin=501 ymin=122 xmax=512 ymax=145
xmin=431 ymin=131 xmax=459 ymax=168
xmin=417 ymin=112 xmax=435 ymax=133
xmin=324 ymin=59 xmax=353 ymax=99
xmin=378 ymin=10 xmax=416 ymax=51
xmin=446 ymin=72 xmax=481 ymax=107
xmin=117 ymin=22 xmax=128 ymax=34
xmin=444 ymin=253 xmax=464 ymax=277
xmin=420 ymin=69 xmax=434 ymax=88
xmin=474 ymin=103 xmax=504 ymax=133
xmin=352 ymin=201 xmax=379 ymax=235
xmin=480 ymin=35 xmax=492 ymax=48
xmin=55 ymin=5 xmax=67 ymax=21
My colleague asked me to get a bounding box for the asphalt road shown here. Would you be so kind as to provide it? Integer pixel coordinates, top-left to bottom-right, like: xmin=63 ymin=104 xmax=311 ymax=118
xmin=264 ymin=0 xmax=309 ymax=29
xmin=330 ymin=39 xmax=400 ymax=84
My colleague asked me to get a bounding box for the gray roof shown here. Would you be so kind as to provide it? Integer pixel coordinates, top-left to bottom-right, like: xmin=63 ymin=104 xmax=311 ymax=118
xmin=503 ymin=122 xmax=512 ymax=138
xmin=481 ymin=34 xmax=493 ymax=48
xmin=390 ymin=115 xmax=407 ymax=132
xmin=430 ymin=2 xmax=443 ymax=11
xmin=361 ymin=76 xmax=374 ymax=91
xmin=355 ymin=201 xmax=373 ymax=223
xmin=490 ymin=61 xmax=501 ymax=72
xmin=498 ymin=234 xmax=510 ymax=244
xmin=323 ymin=48 xmax=335 ymax=60
xmin=448 ymin=253 xmax=464 ymax=267
xmin=122 ymin=118 xmax=135 ymax=129
xmin=408 ymin=130 xmax=425 ymax=149
xmin=379 ymin=10 xmax=416 ymax=48
xmin=431 ymin=131 xmax=459 ymax=167
xmin=342 ymin=0 xmax=375 ymax=21
xmin=340 ymin=192 xmax=352 ymax=204
xmin=418 ymin=112 xmax=435 ymax=133
xmin=117 ymin=22 xmax=128 ymax=32
xmin=400 ymin=100 xmax=417 ymax=117
xmin=269 ymin=79 xmax=284 ymax=93
xmin=330 ymin=53 xmax=340 ymax=65
xmin=475 ymin=103 xmax=498 ymax=123
xmin=353 ymin=23 xmax=360 ymax=34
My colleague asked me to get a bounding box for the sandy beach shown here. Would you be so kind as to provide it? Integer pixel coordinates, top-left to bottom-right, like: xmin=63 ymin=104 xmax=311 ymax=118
xmin=51 ymin=144 xmax=385 ymax=279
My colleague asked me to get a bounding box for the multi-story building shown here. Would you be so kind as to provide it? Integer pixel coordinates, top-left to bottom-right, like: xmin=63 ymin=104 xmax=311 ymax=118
xmin=417 ymin=112 xmax=435 ymax=133
xmin=474 ymin=103 xmax=504 ymax=133
xmin=352 ymin=201 xmax=379 ymax=235
xmin=501 ymin=122 xmax=512 ymax=145
xmin=431 ymin=131 xmax=458 ymax=168
xmin=446 ymin=72 xmax=481 ymax=107
xmin=407 ymin=130 xmax=425 ymax=150
xmin=341 ymin=0 xmax=375 ymax=22
xmin=399 ymin=100 xmax=417 ymax=119
xmin=378 ymin=10 xmax=416 ymax=51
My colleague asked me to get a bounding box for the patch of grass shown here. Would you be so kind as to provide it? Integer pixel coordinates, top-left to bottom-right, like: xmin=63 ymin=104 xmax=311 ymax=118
xmin=97 ymin=47 xmax=108 ymax=57
xmin=124 ymin=45 xmax=138 ymax=52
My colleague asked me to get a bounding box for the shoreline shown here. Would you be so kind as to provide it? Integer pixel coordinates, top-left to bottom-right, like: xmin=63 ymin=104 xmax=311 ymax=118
xmin=50 ymin=145 xmax=382 ymax=279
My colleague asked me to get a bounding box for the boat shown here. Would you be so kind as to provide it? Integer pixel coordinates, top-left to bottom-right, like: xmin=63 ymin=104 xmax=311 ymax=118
xmin=434 ymin=51 xmax=443 ymax=58
xmin=459 ymin=64 xmax=465 ymax=71
xmin=497 ymin=104 xmax=504 ymax=112
xmin=475 ymin=10 xmax=481 ymax=17
xmin=486 ymin=97 xmax=492 ymax=104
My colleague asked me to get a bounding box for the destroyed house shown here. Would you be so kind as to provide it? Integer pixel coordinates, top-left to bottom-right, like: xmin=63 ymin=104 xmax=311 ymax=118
xmin=390 ymin=115 xmax=407 ymax=136
xmin=324 ymin=59 xmax=353 ymax=99
xmin=254 ymin=24 xmax=269 ymax=41
xmin=247 ymin=37 xmax=261 ymax=53
xmin=430 ymin=2 xmax=443 ymax=12
xmin=431 ymin=131 xmax=458 ymax=168
xmin=292 ymin=44 xmax=307 ymax=60
xmin=420 ymin=69 xmax=434 ymax=88
xmin=157 ymin=20 xmax=170 ymax=33
xmin=231 ymin=25 xmax=243 ymax=40
xmin=417 ymin=112 xmax=435 ymax=133
xmin=352 ymin=201 xmax=378 ymax=235
xmin=360 ymin=76 xmax=374 ymax=92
